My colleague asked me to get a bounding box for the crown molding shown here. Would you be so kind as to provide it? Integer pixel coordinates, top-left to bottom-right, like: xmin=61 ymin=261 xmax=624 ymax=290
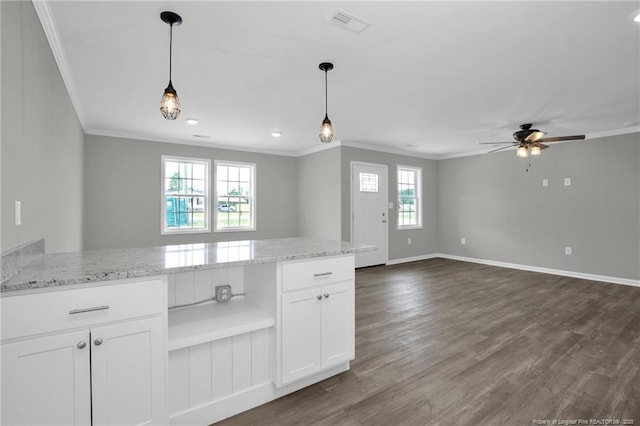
xmin=85 ymin=128 xmax=298 ymax=158
xmin=32 ymin=0 xmax=87 ymax=129
xmin=339 ymin=140 xmax=438 ymax=160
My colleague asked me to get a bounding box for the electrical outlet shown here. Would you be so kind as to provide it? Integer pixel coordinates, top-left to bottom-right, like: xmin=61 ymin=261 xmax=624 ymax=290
xmin=215 ymin=285 xmax=232 ymax=303
xmin=542 ymin=179 xmax=549 ymax=187
xmin=564 ymin=177 xmax=571 ymax=187
xmin=461 ymin=237 xmax=466 ymax=245
xmin=408 ymin=238 xmax=412 ymax=245
xmin=565 ymin=246 xmax=572 ymax=256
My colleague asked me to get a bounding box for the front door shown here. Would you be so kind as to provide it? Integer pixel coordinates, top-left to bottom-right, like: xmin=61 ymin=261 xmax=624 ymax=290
xmin=351 ymin=162 xmax=388 ymax=268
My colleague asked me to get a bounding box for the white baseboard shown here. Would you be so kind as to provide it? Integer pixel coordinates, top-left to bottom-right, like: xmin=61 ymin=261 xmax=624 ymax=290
xmin=170 ymin=362 xmax=350 ymax=425
xmin=386 ymin=253 xmax=439 ymax=265
xmin=384 ymin=252 xmax=639 ymax=288
xmin=435 ymin=253 xmax=640 ymax=288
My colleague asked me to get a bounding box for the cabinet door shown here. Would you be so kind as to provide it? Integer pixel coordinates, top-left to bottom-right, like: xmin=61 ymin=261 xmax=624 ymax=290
xmin=281 ymin=287 xmax=323 ymax=384
xmin=91 ymin=317 xmax=165 ymax=426
xmin=321 ymin=281 xmax=355 ymax=368
xmin=1 ymin=330 xmax=91 ymax=426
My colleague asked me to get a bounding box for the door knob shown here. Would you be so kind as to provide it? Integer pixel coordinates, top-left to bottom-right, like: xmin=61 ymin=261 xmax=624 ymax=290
xmin=77 ymin=341 xmax=87 ymax=350
xmin=94 ymin=338 xmax=103 ymax=346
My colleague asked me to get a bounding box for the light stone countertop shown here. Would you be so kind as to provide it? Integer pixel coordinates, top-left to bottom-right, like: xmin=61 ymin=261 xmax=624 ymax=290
xmin=0 ymin=238 xmax=374 ymax=293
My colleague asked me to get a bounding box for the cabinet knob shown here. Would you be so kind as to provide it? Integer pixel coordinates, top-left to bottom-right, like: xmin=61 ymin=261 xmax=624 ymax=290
xmin=77 ymin=341 xmax=87 ymax=350
xmin=316 ymin=295 xmax=323 ymax=301
xmin=324 ymin=293 xmax=330 ymax=299
xmin=94 ymin=338 xmax=103 ymax=346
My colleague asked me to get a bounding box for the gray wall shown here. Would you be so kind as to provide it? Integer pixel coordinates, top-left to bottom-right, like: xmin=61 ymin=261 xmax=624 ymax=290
xmin=437 ymin=133 xmax=640 ymax=280
xmin=83 ymin=135 xmax=298 ymax=250
xmin=297 ymin=147 xmax=342 ymax=240
xmin=340 ymin=146 xmax=439 ymax=261
xmin=1 ymin=1 xmax=84 ymax=254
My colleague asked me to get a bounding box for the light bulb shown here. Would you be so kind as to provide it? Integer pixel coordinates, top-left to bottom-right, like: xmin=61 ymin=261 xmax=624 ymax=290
xmin=516 ymin=146 xmax=529 ymax=158
xmin=160 ymin=81 xmax=181 ymax=120
xmin=319 ymin=115 xmax=333 ymax=143
xmin=530 ymin=145 xmax=541 ymax=156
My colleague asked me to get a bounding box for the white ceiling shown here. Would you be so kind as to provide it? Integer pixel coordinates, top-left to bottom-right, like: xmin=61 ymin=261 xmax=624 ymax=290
xmin=38 ymin=1 xmax=640 ymax=158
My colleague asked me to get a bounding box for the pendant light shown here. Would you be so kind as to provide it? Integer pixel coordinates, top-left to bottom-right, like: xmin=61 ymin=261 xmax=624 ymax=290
xmin=318 ymin=62 xmax=334 ymax=143
xmin=159 ymin=11 xmax=182 ymax=120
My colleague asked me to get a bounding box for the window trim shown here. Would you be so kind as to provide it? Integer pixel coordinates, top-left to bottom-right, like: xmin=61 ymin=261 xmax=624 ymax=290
xmin=396 ymin=165 xmax=423 ymax=230
xmin=214 ymin=160 xmax=257 ymax=233
xmin=161 ymin=155 xmax=211 ymax=235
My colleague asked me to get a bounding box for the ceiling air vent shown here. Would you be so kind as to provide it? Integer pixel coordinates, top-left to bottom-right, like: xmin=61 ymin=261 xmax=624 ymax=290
xmin=328 ymin=9 xmax=371 ymax=34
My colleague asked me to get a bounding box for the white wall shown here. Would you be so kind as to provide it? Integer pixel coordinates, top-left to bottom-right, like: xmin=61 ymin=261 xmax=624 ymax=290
xmin=1 ymin=1 xmax=84 ymax=254
xmin=297 ymin=147 xmax=342 ymax=240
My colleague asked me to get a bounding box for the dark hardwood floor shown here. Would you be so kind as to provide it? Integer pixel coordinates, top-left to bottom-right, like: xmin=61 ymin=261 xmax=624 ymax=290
xmin=217 ymin=258 xmax=640 ymax=425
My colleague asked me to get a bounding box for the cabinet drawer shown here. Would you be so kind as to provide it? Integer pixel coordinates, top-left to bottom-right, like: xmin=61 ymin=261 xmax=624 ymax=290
xmin=1 ymin=279 xmax=164 ymax=341
xmin=281 ymin=256 xmax=354 ymax=292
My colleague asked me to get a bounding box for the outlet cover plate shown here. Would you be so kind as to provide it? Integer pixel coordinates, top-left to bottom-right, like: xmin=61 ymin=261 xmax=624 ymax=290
xmin=215 ymin=285 xmax=232 ymax=303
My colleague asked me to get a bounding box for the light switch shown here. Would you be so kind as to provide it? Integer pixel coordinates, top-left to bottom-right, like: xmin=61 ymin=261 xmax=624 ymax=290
xmin=542 ymin=179 xmax=549 ymax=187
xmin=460 ymin=237 xmax=466 ymax=245
xmin=15 ymin=201 xmax=21 ymax=226
xmin=565 ymin=246 xmax=572 ymax=256
xmin=564 ymin=177 xmax=571 ymax=186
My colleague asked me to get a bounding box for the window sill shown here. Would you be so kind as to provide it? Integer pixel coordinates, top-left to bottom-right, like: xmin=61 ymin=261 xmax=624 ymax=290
xmin=214 ymin=227 xmax=256 ymax=233
xmin=161 ymin=228 xmax=211 ymax=235
xmin=397 ymin=226 xmax=423 ymax=231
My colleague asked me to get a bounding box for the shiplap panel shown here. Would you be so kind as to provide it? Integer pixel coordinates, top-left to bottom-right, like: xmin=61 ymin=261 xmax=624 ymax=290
xmin=232 ymin=334 xmax=252 ymax=392
xmin=193 ymin=269 xmax=213 ymax=302
xmin=167 ymin=274 xmax=176 ymax=307
xmin=174 ymin=272 xmax=194 ymax=306
xmin=251 ymin=329 xmax=271 ymax=386
xmin=169 ymin=349 xmax=189 ymax=415
xmin=188 ymin=343 xmax=212 ymax=407
xmin=211 ymin=338 xmax=233 ymax=400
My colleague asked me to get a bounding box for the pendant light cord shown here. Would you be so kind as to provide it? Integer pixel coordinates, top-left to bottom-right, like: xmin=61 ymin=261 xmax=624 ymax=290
xmin=324 ymin=70 xmax=328 ymax=116
xmin=169 ymin=23 xmax=173 ymax=82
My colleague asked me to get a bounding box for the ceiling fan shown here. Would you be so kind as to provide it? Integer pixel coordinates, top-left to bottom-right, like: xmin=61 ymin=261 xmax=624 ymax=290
xmin=480 ymin=123 xmax=586 ymax=158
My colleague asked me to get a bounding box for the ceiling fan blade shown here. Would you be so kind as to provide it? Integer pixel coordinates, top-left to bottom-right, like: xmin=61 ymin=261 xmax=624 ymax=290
xmin=539 ymin=143 xmax=549 ymax=150
xmin=488 ymin=145 xmax=515 ymax=153
xmin=478 ymin=141 xmax=513 ymax=145
xmin=539 ymin=135 xmax=585 ymax=143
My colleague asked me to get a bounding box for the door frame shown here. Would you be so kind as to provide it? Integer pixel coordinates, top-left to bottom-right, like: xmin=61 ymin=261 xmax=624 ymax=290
xmin=350 ymin=161 xmax=389 ymax=265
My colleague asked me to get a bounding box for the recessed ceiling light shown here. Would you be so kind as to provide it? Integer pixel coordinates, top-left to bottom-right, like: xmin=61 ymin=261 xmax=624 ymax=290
xmin=271 ymin=131 xmax=283 ymax=138
xmin=186 ymin=118 xmax=199 ymax=125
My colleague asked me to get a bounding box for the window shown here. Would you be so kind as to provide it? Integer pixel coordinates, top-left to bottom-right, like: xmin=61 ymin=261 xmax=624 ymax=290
xmin=359 ymin=172 xmax=379 ymax=192
xmin=215 ymin=161 xmax=255 ymax=231
xmin=162 ymin=156 xmax=210 ymax=234
xmin=397 ymin=166 xmax=422 ymax=229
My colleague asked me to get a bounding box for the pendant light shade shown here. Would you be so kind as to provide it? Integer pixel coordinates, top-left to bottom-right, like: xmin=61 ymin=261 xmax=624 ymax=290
xmin=318 ymin=62 xmax=334 ymax=143
xmin=516 ymin=145 xmax=529 ymax=158
xmin=160 ymin=11 xmax=182 ymax=120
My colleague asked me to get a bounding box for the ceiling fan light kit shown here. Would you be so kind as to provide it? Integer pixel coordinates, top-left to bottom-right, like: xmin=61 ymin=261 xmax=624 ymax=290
xmin=481 ymin=123 xmax=585 ymax=159
xmin=318 ymin=62 xmax=334 ymax=143
xmin=159 ymin=11 xmax=182 ymax=120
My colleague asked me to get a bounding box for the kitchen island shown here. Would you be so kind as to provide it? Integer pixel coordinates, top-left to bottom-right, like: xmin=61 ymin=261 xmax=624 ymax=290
xmin=1 ymin=238 xmax=373 ymax=425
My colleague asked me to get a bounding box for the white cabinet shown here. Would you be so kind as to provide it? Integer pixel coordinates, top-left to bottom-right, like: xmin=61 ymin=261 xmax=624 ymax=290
xmin=1 ymin=330 xmax=91 ymax=425
xmin=0 ymin=278 xmax=167 ymax=426
xmin=279 ymin=256 xmax=355 ymax=385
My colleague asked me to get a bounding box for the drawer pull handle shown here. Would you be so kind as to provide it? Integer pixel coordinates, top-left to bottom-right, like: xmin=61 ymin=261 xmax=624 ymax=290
xmin=77 ymin=341 xmax=87 ymax=350
xmin=316 ymin=295 xmax=323 ymax=301
xmin=313 ymin=272 xmax=333 ymax=277
xmin=69 ymin=305 xmax=110 ymax=315
xmin=324 ymin=293 xmax=330 ymax=299
xmin=94 ymin=338 xmax=103 ymax=346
